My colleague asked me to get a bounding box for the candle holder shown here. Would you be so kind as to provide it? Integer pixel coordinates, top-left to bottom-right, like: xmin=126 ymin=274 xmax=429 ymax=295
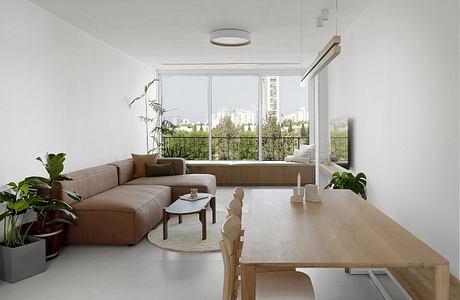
xmin=290 ymin=187 xmax=305 ymax=203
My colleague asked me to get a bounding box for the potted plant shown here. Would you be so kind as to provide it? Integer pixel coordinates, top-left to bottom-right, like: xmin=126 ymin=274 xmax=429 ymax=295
xmin=0 ymin=180 xmax=46 ymax=283
xmin=25 ymin=153 xmax=81 ymax=259
xmin=325 ymin=171 xmax=367 ymax=199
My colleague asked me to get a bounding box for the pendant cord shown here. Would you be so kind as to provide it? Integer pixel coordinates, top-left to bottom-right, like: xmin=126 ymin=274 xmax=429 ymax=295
xmin=335 ymin=0 xmax=338 ymax=35
xmin=300 ymin=0 xmax=303 ymax=66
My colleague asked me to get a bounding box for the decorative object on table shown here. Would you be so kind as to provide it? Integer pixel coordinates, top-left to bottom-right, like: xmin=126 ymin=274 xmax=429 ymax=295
xmin=179 ymin=193 xmax=208 ymax=202
xmin=190 ymin=188 xmax=198 ymax=198
xmin=128 ymin=78 xmax=176 ymax=154
xmin=291 ymin=172 xmax=304 ymax=203
xmin=305 ymin=184 xmax=321 ymax=202
xmin=324 ymin=171 xmax=367 ymax=200
xmin=25 ymin=153 xmax=82 ymax=260
xmin=0 ymin=179 xmax=46 ymax=283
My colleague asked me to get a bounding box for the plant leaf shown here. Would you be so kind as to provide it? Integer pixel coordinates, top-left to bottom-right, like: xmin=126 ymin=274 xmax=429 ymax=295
xmin=144 ymin=78 xmax=159 ymax=93
xmin=128 ymin=94 xmax=145 ymax=108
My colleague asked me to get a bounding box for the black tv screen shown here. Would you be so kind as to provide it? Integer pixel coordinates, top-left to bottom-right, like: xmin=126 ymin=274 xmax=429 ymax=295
xmin=330 ymin=118 xmax=350 ymax=169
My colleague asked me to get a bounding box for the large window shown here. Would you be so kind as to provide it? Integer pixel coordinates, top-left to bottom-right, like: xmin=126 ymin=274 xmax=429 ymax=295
xmin=160 ymin=73 xmax=308 ymax=161
xmin=212 ymin=76 xmax=258 ymax=160
xmin=161 ymin=76 xmax=209 ymax=160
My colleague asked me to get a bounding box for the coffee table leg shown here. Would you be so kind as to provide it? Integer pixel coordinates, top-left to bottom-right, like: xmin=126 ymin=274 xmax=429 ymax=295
xmin=199 ymin=209 xmax=207 ymax=240
xmin=178 ymin=215 xmax=182 ymax=224
xmin=210 ymin=197 xmax=216 ymax=224
xmin=163 ymin=209 xmax=170 ymax=240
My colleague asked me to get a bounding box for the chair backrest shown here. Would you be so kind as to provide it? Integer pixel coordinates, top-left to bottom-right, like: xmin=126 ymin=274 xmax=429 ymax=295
xmin=232 ymin=187 xmax=244 ymax=202
xmin=221 ymin=215 xmax=242 ymax=300
xmin=227 ymin=198 xmax=243 ymax=221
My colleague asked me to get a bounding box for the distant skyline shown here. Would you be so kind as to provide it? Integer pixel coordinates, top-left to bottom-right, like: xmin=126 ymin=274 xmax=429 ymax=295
xmin=162 ymin=75 xmax=307 ymax=124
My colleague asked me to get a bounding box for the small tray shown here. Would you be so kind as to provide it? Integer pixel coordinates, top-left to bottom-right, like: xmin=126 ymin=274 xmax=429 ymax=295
xmin=180 ymin=194 xmax=209 ymax=202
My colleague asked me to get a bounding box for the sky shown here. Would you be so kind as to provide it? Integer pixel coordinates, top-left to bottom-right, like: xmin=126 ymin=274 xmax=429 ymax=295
xmin=162 ymin=75 xmax=308 ymax=123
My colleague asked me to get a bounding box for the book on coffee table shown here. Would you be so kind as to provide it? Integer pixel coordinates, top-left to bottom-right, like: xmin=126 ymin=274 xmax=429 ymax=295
xmin=179 ymin=194 xmax=209 ymax=201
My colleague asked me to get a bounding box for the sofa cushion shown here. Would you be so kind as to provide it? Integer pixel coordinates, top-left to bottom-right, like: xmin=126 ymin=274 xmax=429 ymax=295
xmin=108 ymin=159 xmax=135 ymax=185
xmin=125 ymin=174 xmax=216 ymax=200
xmin=66 ymin=185 xmax=171 ymax=245
xmin=145 ymin=163 xmax=175 ymax=177
xmin=157 ymin=158 xmax=186 ymax=175
xmin=132 ymin=154 xmax=157 ymax=178
xmin=61 ymin=165 xmax=118 ymax=205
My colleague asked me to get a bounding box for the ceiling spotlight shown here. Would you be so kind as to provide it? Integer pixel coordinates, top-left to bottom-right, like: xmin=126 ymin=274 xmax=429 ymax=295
xmin=316 ymin=17 xmax=324 ymax=28
xmin=210 ymin=29 xmax=251 ymax=47
xmin=321 ymin=9 xmax=329 ymax=21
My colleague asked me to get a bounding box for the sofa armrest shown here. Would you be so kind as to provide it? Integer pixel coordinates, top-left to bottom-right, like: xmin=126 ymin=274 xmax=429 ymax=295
xmin=157 ymin=157 xmax=186 ymax=175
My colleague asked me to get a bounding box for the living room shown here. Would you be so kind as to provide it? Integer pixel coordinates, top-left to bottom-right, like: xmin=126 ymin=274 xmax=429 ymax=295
xmin=1 ymin=0 xmax=459 ymax=299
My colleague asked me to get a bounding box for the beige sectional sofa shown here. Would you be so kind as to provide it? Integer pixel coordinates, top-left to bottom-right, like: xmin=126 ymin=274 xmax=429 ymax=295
xmin=61 ymin=158 xmax=216 ymax=245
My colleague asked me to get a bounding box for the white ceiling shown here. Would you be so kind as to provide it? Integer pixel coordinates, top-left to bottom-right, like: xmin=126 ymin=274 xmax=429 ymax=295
xmin=30 ymin=0 xmax=370 ymax=70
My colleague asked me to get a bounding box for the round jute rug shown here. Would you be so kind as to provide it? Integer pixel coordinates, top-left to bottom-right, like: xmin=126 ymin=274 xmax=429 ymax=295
xmin=147 ymin=210 xmax=226 ymax=252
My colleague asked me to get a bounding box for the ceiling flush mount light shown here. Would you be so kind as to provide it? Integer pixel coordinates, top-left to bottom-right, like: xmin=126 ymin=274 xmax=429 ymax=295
xmin=210 ymin=29 xmax=251 ymax=47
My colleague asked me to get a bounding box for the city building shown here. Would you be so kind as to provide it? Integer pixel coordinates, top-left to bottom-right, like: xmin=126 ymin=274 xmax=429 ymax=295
xmin=262 ymin=76 xmax=280 ymax=121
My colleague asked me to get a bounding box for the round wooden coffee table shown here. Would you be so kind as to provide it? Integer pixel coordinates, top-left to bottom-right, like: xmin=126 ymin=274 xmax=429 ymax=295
xmin=162 ymin=193 xmax=216 ymax=240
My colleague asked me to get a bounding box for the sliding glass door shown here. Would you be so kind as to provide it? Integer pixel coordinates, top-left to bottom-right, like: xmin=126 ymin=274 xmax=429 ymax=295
xmin=211 ymin=76 xmax=258 ymax=160
xmin=160 ymin=73 xmax=308 ymax=161
xmin=161 ymin=76 xmax=209 ymax=160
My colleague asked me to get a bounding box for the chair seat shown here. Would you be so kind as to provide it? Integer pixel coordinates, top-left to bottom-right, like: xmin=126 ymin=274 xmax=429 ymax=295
xmin=238 ymin=271 xmax=315 ymax=299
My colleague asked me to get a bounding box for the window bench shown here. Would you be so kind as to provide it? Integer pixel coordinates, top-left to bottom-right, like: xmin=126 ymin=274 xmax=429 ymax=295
xmin=186 ymin=160 xmax=315 ymax=186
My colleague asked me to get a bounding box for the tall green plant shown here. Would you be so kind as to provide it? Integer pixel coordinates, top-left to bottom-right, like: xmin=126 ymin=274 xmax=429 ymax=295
xmin=0 ymin=180 xmax=45 ymax=247
xmin=325 ymin=172 xmax=367 ymax=199
xmin=128 ymin=79 xmax=175 ymax=154
xmin=27 ymin=153 xmax=81 ymax=227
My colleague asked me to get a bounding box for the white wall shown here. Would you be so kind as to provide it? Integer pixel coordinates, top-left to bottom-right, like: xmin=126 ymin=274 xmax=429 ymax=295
xmin=0 ymin=0 xmax=152 ymax=239
xmin=0 ymin=0 xmax=152 ymax=184
xmin=328 ymin=0 xmax=460 ymax=277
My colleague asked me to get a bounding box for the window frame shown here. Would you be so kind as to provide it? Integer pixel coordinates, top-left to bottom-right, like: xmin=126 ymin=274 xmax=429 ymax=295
xmin=158 ymin=69 xmax=307 ymax=161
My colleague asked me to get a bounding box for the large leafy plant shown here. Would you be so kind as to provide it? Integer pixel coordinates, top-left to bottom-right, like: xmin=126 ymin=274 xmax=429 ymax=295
xmin=0 ymin=180 xmax=45 ymax=247
xmin=128 ymin=79 xmax=175 ymax=154
xmin=325 ymin=172 xmax=367 ymax=199
xmin=27 ymin=153 xmax=81 ymax=227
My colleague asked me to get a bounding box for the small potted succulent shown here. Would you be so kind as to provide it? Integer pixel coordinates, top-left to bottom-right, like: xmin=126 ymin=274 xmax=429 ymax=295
xmin=325 ymin=171 xmax=367 ymax=199
xmin=0 ymin=179 xmax=46 ymax=283
xmin=25 ymin=153 xmax=81 ymax=259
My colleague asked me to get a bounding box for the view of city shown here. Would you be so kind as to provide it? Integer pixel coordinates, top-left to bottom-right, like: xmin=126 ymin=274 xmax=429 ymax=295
xmin=161 ymin=75 xmax=309 ymax=161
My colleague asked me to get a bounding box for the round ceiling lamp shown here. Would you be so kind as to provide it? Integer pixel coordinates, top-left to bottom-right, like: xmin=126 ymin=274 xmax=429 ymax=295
xmin=210 ymin=29 xmax=251 ymax=47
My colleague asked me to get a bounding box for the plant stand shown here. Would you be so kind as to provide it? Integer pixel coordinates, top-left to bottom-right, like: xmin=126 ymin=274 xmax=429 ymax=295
xmin=0 ymin=236 xmax=46 ymax=283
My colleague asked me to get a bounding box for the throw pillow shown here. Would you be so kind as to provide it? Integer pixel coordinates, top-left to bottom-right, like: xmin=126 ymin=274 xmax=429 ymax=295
xmin=145 ymin=163 xmax=175 ymax=177
xmin=132 ymin=153 xmax=158 ymax=178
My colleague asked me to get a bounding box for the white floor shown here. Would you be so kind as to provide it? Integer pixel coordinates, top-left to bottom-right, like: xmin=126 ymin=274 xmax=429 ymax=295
xmin=0 ymin=187 xmax=407 ymax=300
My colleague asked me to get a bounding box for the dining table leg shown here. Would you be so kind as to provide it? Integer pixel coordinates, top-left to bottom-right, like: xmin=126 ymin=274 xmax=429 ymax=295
xmin=434 ymin=264 xmax=449 ymax=300
xmin=241 ymin=265 xmax=256 ymax=300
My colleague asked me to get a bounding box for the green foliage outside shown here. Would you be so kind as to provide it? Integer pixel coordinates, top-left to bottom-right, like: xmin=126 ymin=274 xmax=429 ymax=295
xmin=163 ymin=115 xmax=309 ymax=161
xmin=330 ymin=123 xmax=348 ymax=163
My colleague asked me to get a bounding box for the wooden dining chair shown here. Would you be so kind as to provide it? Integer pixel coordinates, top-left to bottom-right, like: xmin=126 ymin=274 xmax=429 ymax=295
xmin=227 ymin=198 xmax=243 ymax=221
xmin=233 ymin=187 xmax=244 ymax=203
xmin=220 ymin=216 xmax=315 ymax=300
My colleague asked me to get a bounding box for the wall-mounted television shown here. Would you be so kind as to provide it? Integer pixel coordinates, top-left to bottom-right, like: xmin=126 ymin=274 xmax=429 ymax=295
xmin=330 ymin=118 xmax=350 ymax=169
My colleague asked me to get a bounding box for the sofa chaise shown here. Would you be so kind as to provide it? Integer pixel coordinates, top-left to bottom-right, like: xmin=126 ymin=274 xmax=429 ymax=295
xmin=61 ymin=158 xmax=216 ymax=245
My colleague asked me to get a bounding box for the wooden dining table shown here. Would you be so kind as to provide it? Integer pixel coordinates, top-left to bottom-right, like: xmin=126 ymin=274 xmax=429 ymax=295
xmin=239 ymin=189 xmax=449 ymax=300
